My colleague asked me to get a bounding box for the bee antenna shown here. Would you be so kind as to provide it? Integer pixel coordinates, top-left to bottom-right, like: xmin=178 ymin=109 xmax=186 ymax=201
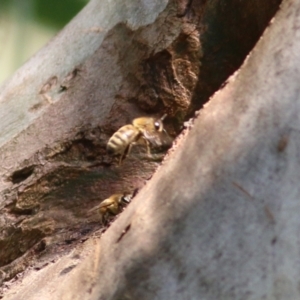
xmin=160 ymin=114 xmax=167 ymax=121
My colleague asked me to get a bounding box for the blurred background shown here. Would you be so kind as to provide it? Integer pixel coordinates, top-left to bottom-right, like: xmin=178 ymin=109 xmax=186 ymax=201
xmin=0 ymin=0 xmax=89 ymax=85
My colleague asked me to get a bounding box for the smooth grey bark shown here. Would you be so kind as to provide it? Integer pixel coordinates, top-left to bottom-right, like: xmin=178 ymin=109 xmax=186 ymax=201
xmin=0 ymin=0 xmax=291 ymax=299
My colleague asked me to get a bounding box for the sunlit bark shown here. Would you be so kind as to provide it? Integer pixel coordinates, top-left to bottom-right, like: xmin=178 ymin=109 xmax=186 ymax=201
xmin=0 ymin=0 xmax=289 ymax=299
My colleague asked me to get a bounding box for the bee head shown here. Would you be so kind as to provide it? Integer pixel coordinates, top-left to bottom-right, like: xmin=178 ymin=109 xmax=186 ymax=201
xmin=120 ymin=193 xmax=132 ymax=204
xmin=154 ymin=114 xmax=167 ymax=132
xmin=154 ymin=121 xmax=161 ymax=131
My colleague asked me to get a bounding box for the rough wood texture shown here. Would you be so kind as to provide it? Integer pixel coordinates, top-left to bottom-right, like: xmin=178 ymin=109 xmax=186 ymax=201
xmin=0 ymin=0 xmax=283 ymax=298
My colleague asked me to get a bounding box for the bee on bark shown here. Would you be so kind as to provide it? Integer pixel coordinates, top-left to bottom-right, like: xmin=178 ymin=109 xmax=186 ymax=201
xmin=106 ymin=115 xmax=170 ymax=164
xmin=99 ymin=193 xmax=132 ymax=225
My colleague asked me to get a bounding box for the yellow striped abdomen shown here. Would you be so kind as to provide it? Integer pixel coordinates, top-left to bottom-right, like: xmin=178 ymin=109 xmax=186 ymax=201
xmin=106 ymin=124 xmax=140 ymax=156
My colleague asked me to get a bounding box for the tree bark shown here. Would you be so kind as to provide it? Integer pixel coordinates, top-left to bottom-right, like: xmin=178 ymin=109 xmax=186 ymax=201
xmin=0 ymin=0 xmax=287 ymax=298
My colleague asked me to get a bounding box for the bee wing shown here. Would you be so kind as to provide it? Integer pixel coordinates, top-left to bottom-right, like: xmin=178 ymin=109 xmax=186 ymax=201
xmin=143 ymin=129 xmax=173 ymax=147
xmin=141 ymin=130 xmax=164 ymax=147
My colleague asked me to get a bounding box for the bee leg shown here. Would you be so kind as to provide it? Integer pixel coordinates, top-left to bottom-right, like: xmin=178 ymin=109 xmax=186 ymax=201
xmin=142 ymin=138 xmax=151 ymax=157
xmin=118 ymin=156 xmax=123 ymax=166
xmin=119 ymin=144 xmax=133 ymax=165
xmin=137 ymin=136 xmax=151 ymax=157
xmin=100 ymin=213 xmax=106 ymax=226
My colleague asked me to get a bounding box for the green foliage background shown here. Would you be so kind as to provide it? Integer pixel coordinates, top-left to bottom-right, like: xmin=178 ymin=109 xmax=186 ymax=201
xmin=0 ymin=0 xmax=89 ymax=84
xmin=0 ymin=0 xmax=88 ymax=28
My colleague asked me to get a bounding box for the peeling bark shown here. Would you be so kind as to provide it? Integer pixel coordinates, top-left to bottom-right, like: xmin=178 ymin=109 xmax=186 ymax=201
xmin=0 ymin=0 xmax=283 ymax=298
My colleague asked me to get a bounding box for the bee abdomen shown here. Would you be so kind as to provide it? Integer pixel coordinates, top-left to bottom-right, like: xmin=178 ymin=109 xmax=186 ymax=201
xmin=106 ymin=132 xmax=125 ymax=155
xmin=106 ymin=125 xmax=139 ymax=155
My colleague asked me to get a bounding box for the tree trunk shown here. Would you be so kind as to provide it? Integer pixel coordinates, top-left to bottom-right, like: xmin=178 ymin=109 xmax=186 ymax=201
xmin=0 ymin=0 xmax=291 ymax=298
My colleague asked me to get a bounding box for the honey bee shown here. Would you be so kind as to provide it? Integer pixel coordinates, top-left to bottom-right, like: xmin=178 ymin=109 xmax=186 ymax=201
xmin=99 ymin=193 xmax=132 ymax=225
xmin=107 ymin=115 xmax=169 ymax=164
